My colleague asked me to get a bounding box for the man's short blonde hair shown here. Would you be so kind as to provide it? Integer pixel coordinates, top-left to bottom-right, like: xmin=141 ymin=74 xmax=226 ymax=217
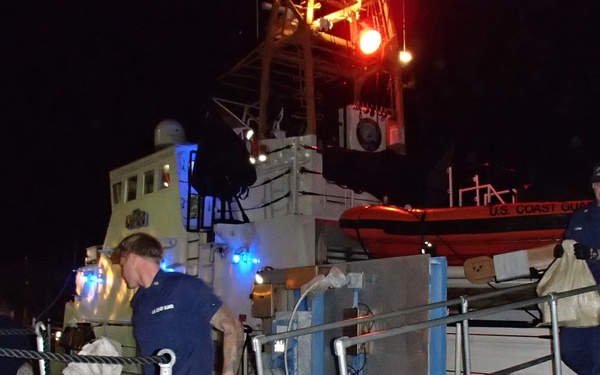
xmin=114 ymin=233 xmax=163 ymax=263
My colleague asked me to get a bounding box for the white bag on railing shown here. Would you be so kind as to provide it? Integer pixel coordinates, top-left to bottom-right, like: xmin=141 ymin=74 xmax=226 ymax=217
xmin=536 ymin=239 xmax=600 ymax=327
xmin=62 ymin=336 xmax=123 ymax=375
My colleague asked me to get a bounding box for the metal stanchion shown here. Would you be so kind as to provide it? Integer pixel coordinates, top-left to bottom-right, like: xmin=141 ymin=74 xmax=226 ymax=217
xmin=157 ymin=349 xmax=176 ymax=375
xmin=34 ymin=321 xmax=47 ymax=375
xmin=333 ymin=336 xmax=349 ymax=375
xmin=549 ymin=296 xmax=562 ymax=375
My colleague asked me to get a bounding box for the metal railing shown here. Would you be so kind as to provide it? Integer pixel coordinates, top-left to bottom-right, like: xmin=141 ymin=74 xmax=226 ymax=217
xmin=251 ymin=282 xmax=600 ymax=375
xmin=447 ymin=167 xmax=516 ymax=207
xmin=0 ymin=321 xmax=176 ymax=374
xmin=458 ymin=175 xmax=517 ymax=207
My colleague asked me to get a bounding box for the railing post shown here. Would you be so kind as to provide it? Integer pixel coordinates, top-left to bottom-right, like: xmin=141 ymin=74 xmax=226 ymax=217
xmin=473 ymin=175 xmax=481 ymax=205
xmin=447 ymin=166 xmax=454 ymax=207
xmin=548 ymin=295 xmax=563 ymax=375
xmin=252 ymin=335 xmax=265 ymax=375
xmin=334 ymin=337 xmax=349 ymax=375
xmin=454 ymin=322 xmax=462 ymax=374
xmin=157 ymin=349 xmax=176 ymax=375
xmin=460 ymin=296 xmax=472 ymax=375
xmin=34 ymin=321 xmax=46 ymax=375
xmin=242 ymin=330 xmax=249 ymax=375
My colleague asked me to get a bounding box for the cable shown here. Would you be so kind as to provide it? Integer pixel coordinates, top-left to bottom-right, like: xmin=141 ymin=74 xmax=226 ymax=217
xmin=299 ymin=144 xmax=321 ymax=153
xmin=283 ymin=282 xmax=322 ymax=375
xmin=222 ymin=192 xmax=292 ymax=213
xmin=249 ymin=168 xmax=291 ymax=189
xmin=35 ymin=271 xmax=74 ymax=321
xmin=358 ymin=303 xmax=374 ymax=332
xmin=347 ymin=354 xmax=367 ymax=374
xmin=298 ymin=167 xmax=321 ymax=175
xmin=236 ymin=325 xmax=255 ymax=375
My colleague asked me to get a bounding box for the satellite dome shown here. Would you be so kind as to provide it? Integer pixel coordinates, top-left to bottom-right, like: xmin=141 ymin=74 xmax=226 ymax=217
xmin=154 ymin=119 xmax=186 ymax=150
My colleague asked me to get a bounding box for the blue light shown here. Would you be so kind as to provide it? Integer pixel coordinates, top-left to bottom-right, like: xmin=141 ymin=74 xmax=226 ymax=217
xmin=160 ymin=262 xmax=176 ymax=272
xmin=82 ymin=273 xmax=104 ymax=284
xmin=232 ymin=253 xmax=241 ymax=264
xmin=252 ymin=257 xmax=261 ymax=264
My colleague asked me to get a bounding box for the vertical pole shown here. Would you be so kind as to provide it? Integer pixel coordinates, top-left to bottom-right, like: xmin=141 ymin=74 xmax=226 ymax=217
xmin=460 ymin=297 xmax=472 ymax=375
xmin=252 ymin=336 xmax=265 ymax=375
xmin=549 ymin=297 xmax=563 ymax=375
xmin=334 ymin=338 xmax=350 ymax=375
xmin=302 ymin=31 xmax=317 ymax=135
xmin=291 ymin=139 xmax=298 ymax=214
xmin=34 ymin=321 xmax=46 ymax=375
xmin=311 ymin=294 xmax=325 ymax=375
xmin=448 ymin=167 xmax=454 ymax=207
xmin=301 ymin=14 xmax=317 ymax=135
xmin=242 ymin=330 xmax=249 ymax=375
xmin=473 ymin=175 xmax=481 ymax=206
xmin=393 ymin=58 xmax=405 ymax=139
xmin=454 ymin=323 xmax=463 ymax=374
xmin=259 ymin=0 xmax=280 ymax=137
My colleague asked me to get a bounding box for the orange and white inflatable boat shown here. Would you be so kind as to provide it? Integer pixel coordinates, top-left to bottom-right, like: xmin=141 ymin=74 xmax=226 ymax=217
xmin=339 ymin=200 xmax=591 ymax=266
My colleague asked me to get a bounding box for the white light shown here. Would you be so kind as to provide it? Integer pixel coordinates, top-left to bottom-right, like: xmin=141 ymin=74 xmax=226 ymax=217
xmin=399 ymin=50 xmax=412 ymax=64
xmin=274 ymin=340 xmax=286 ymax=353
xmin=359 ymin=29 xmax=382 ymax=55
xmin=255 ymin=273 xmax=264 ymax=284
xmin=258 ymin=154 xmax=267 ymax=162
xmin=249 ymin=156 xmax=256 ymax=164
xmin=246 ymin=129 xmax=254 ymax=140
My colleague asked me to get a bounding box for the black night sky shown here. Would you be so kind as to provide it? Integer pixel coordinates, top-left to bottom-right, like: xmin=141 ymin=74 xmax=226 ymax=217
xmin=1 ymin=1 xmax=599 ymax=322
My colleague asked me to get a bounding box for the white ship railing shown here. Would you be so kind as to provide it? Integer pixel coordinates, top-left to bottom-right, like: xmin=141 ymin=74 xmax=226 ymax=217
xmin=250 ymin=282 xmax=600 ymax=375
xmin=447 ymin=166 xmax=517 ymax=207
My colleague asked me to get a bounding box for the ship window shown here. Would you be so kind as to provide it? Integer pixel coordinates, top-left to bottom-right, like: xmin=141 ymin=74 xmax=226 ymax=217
xmin=159 ymin=164 xmax=171 ymax=190
xmin=112 ymin=182 xmax=122 ymax=205
xmin=143 ymin=170 xmax=155 ymax=195
xmin=126 ymin=175 xmax=138 ymax=202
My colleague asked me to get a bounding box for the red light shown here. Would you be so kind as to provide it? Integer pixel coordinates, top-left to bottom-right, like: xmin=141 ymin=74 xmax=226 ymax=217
xmin=359 ymin=29 xmax=382 ymax=55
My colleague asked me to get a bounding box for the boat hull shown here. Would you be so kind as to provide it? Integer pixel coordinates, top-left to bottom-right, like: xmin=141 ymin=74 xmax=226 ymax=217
xmin=339 ymin=200 xmax=591 ymax=265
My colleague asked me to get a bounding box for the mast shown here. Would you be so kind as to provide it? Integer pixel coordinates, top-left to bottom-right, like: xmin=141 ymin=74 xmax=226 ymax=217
xmin=218 ymin=0 xmax=406 ymax=144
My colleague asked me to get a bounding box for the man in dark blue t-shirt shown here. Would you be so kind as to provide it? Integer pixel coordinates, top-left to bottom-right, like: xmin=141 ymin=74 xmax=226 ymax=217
xmin=560 ymin=162 xmax=600 ymax=375
xmin=0 ymin=295 xmax=35 ymax=375
xmin=115 ymin=233 xmax=243 ymax=375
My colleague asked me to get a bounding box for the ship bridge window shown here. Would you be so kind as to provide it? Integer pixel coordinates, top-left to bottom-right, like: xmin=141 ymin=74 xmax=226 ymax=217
xmin=159 ymin=164 xmax=171 ymax=190
xmin=143 ymin=170 xmax=155 ymax=195
xmin=126 ymin=175 xmax=138 ymax=202
xmin=112 ymin=182 xmax=122 ymax=205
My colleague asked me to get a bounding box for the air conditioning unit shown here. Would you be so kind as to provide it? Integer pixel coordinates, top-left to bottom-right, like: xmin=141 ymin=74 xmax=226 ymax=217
xmin=338 ymin=105 xmax=387 ymax=152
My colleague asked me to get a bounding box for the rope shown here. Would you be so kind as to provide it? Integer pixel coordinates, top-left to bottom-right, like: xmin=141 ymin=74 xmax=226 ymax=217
xmin=0 ymin=347 xmax=171 ymax=366
xmin=0 ymin=328 xmax=35 ymax=336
